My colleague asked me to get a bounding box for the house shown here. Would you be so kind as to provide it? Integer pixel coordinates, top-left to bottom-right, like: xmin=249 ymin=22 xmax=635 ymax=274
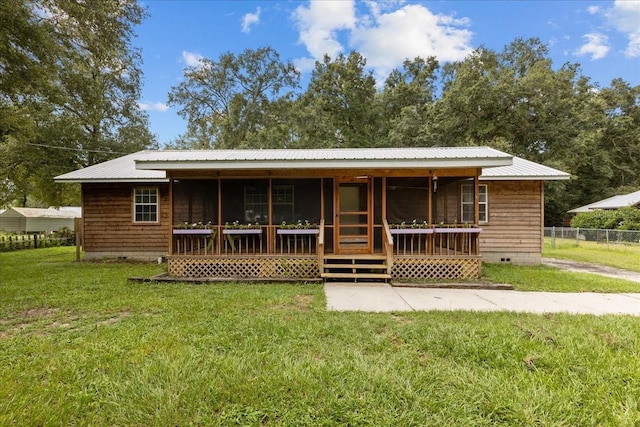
xmin=55 ymin=147 xmax=569 ymax=281
xmin=568 ymin=190 xmax=640 ymax=213
xmin=0 ymin=207 xmax=81 ymax=234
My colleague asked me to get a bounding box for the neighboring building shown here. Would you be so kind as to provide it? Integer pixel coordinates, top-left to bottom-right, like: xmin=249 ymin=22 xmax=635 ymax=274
xmin=55 ymin=147 xmax=569 ymax=281
xmin=569 ymin=190 xmax=640 ymax=213
xmin=0 ymin=207 xmax=81 ymax=234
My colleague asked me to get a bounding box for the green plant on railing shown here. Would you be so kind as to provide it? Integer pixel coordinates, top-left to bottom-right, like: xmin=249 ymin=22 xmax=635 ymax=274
xmin=224 ymin=220 xmax=261 ymax=229
xmin=280 ymin=220 xmax=318 ymax=230
xmin=390 ymin=220 xmax=429 ymax=229
xmin=174 ymin=221 xmax=214 ymax=229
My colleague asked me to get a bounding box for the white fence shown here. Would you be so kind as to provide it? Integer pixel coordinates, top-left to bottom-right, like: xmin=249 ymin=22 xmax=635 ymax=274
xmin=544 ymin=227 xmax=640 ymax=247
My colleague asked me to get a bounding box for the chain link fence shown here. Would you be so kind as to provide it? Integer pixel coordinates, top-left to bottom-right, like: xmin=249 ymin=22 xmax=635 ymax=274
xmin=545 ymin=227 xmax=640 ymax=247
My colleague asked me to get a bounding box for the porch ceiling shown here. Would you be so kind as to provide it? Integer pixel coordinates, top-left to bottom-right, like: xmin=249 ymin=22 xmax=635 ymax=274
xmin=135 ymin=147 xmax=513 ymax=172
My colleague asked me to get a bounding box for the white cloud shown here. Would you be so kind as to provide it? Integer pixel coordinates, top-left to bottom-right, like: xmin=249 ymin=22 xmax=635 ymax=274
xmin=241 ymin=7 xmax=261 ymax=33
xmin=606 ymin=0 xmax=640 ymax=57
xmin=587 ymin=5 xmax=600 ymax=14
xmin=292 ymin=0 xmax=356 ymax=61
xmin=291 ymin=1 xmax=473 ymax=79
xmin=351 ymin=4 xmax=472 ymax=81
xmin=181 ymin=51 xmax=204 ymax=67
xmin=575 ymin=33 xmax=611 ymax=60
xmin=138 ymin=101 xmax=169 ymax=112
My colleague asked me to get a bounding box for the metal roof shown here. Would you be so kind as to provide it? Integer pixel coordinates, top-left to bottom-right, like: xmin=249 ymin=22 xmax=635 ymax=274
xmin=55 ymin=151 xmax=168 ymax=183
xmin=0 ymin=207 xmax=81 ymax=219
xmin=55 ymin=147 xmax=570 ymax=183
xmin=569 ymin=190 xmax=640 ymax=213
xmin=134 ymin=147 xmax=513 ymax=171
xmin=479 ymin=157 xmax=570 ymax=181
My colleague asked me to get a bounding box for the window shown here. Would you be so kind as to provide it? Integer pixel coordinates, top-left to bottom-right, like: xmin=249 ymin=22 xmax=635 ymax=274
xmin=134 ymin=188 xmax=158 ymax=223
xmin=244 ymin=185 xmax=268 ymax=222
xmin=272 ymin=185 xmax=294 ymax=222
xmin=461 ymin=184 xmax=488 ymax=223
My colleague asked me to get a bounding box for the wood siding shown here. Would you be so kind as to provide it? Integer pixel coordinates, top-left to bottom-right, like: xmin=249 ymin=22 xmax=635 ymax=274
xmin=82 ymin=183 xmax=170 ymax=254
xmin=480 ymin=181 xmax=543 ymax=260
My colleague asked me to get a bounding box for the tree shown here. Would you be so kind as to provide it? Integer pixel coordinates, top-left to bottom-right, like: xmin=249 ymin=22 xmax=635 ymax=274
xmin=168 ymin=46 xmax=300 ymax=149
xmin=598 ymin=79 xmax=640 ymax=191
xmin=379 ymin=56 xmax=440 ymax=147
xmin=295 ymin=52 xmax=379 ymax=148
xmin=0 ymin=0 xmax=155 ymax=207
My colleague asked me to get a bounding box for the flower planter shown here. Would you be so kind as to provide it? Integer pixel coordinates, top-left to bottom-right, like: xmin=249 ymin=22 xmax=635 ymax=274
xmin=277 ymin=229 xmax=320 ymax=235
xmin=223 ymin=228 xmax=263 ymax=235
xmin=390 ymin=228 xmax=434 ymax=235
xmin=434 ymin=227 xmax=482 ymax=234
xmin=173 ymin=229 xmax=214 ymax=235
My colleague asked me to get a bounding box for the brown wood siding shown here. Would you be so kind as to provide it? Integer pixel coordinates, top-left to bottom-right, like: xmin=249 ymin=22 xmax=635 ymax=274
xmin=82 ymin=183 xmax=170 ymax=253
xmin=480 ymin=181 xmax=542 ymax=253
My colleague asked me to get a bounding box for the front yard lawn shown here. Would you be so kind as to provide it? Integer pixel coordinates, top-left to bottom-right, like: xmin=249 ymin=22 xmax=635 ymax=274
xmin=543 ymin=238 xmax=640 ymax=273
xmin=1 ymin=247 xmax=639 ymax=426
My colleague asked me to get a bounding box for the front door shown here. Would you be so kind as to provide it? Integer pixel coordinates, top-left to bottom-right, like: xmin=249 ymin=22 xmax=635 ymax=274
xmin=335 ymin=177 xmax=372 ymax=254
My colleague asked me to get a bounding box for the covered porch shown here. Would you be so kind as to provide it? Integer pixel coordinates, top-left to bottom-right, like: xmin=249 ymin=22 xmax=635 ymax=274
xmin=165 ymin=173 xmax=484 ymax=281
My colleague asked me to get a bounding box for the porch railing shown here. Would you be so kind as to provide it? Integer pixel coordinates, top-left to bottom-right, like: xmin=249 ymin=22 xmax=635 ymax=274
xmin=172 ymin=225 xmax=321 ymax=257
xmin=382 ymin=220 xmax=394 ymax=275
xmin=390 ymin=226 xmax=481 ymax=257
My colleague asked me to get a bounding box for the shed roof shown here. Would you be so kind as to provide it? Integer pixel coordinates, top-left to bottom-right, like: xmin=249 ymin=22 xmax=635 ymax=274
xmin=55 ymin=147 xmax=569 ymax=183
xmin=568 ymin=190 xmax=640 ymax=213
xmin=0 ymin=207 xmax=81 ymax=219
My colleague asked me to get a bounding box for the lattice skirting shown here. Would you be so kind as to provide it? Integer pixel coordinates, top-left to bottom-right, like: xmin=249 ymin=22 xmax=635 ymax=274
xmin=392 ymin=257 xmax=481 ymax=280
xmin=168 ymin=256 xmax=320 ymax=279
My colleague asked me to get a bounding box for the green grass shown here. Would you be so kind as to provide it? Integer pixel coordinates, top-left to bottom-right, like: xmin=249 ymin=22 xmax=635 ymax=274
xmin=543 ymin=238 xmax=640 ymax=273
xmin=2 ymin=247 xmax=640 ymax=425
xmin=483 ymin=263 xmax=640 ymax=292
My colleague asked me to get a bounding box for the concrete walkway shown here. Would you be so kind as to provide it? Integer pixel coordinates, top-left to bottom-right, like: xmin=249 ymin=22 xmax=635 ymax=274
xmin=324 ymin=283 xmax=640 ymax=315
xmin=325 ymin=258 xmax=640 ymax=314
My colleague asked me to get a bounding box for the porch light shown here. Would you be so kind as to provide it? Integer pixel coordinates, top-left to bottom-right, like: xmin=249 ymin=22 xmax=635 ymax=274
xmin=432 ymin=175 xmax=438 ymax=193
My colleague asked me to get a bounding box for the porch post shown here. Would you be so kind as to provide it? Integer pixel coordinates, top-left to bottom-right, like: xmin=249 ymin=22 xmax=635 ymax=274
xmin=217 ymin=178 xmax=222 ymax=255
xmin=474 ymin=169 xmax=480 ymax=225
xmin=169 ymin=175 xmax=174 ymax=255
xmin=381 ymin=177 xmax=387 ymax=220
xmin=428 ymin=172 xmax=433 ymax=225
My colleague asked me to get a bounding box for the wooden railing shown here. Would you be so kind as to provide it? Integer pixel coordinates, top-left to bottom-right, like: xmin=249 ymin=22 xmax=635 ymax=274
xmin=172 ymin=225 xmax=321 ymax=257
xmin=172 ymin=229 xmax=216 ymax=256
xmin=317 ymin=219 xmax=325 ymax=273
xmin=390 ymin=226 xmax=482 ymax=257
xmin=382 ymin=220 xmax=394 ymax=275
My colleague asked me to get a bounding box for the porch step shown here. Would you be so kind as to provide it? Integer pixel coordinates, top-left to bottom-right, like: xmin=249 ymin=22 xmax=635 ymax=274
xmin=321 ymin=272 xmax=391 ymax=280
xmin=322 ymin=254 xmax=391 ymax=283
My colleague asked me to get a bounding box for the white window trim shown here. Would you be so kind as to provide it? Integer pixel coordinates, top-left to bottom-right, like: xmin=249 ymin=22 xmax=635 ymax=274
xmin=133 ymin=187 xmax=159 ymax=223
xmin=461 ymin=183 xmax=488 ymax=224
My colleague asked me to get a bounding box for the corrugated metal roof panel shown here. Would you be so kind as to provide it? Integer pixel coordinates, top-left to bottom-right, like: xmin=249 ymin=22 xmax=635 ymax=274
xmin=135 ymin=147 xmax=513 ymax=171
xmin=56 ymin=147 xmax=570 ymax=183
xmin=569 ymin=190 xmax=640 ymax=212
xmin=1 ymin=207 xmax=81 ymax=219
xmin=135 ymin=146 xmax=511 ymax=163
xmin=55 ymin=151 xmax=167 ymax=183
xmin=480 ymin=157 xmax=570 ymax=181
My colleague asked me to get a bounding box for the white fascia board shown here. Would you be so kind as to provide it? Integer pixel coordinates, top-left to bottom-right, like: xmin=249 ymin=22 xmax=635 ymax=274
xmin=480 ymin=175 xmax=570 ymax=181
xmin=54 ymin=178 xmax=169 ymax=183
xmin=135 ymin=157 xmax=513 ymax=171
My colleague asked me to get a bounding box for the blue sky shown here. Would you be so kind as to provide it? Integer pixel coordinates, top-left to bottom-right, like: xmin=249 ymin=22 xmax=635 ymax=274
xmin=135 ymin=0 xmax=640 ymax=145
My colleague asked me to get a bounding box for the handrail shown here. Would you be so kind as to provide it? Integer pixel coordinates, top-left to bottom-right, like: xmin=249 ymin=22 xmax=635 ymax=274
xmin=317 ymin=219 xmax=325 ymax=273
xmin=382 ymin=219 xmax=393 ymax=275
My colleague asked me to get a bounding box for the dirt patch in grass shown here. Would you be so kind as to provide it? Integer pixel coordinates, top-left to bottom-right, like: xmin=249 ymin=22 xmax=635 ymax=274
xmin=0 ymin=309 xmax=135 ymax=339
xmin=293 ymin=295 xmax=313 ymax=310
xmin=97 ymin=310 xmax=133 ymax=325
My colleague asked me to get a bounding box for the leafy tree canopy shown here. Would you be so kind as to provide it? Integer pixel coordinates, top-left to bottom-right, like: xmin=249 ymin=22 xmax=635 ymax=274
xmin=1 ymin=0 xmax=155 ymax=207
